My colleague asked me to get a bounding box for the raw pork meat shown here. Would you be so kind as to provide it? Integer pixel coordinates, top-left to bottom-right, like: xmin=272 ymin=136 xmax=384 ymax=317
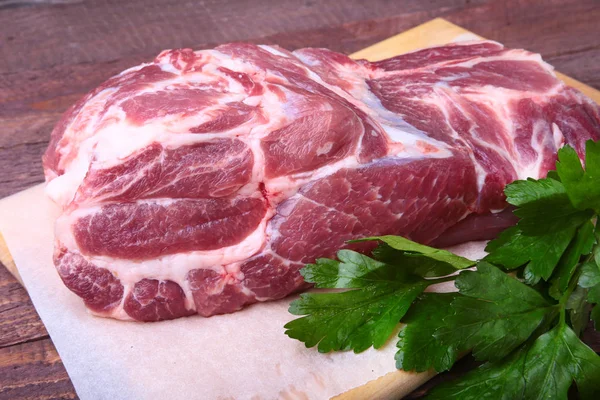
xmin=43 ymin=41 xmax=600 ymax=321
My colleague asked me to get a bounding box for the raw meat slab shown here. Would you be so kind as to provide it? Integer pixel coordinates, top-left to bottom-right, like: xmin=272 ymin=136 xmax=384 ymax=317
xmin=41 ymin=19 xmax=600 ymax=322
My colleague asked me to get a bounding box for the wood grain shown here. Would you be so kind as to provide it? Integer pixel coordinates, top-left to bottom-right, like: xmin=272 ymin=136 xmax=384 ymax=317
xmin=0 ymin=264 xmax=45 ymax=348
xmin=0 ymin=338 xmax=77 ymax=400
xmin=0 ymin=233 xmax=19 ymax=284
xmin=1 ymin=1 xmax=599 ymax=399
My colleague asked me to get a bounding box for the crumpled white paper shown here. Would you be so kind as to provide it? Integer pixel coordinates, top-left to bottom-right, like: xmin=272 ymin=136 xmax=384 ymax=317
xmin=0 ymin=184 xmax=488 ymax=400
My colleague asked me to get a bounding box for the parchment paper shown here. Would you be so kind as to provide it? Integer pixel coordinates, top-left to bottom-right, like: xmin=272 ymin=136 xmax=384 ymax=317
xmin=0 ymin=184 xmax=488 ymax=399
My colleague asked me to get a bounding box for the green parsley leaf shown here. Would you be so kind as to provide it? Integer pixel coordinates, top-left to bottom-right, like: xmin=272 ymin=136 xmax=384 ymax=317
xmin=578 ymin=261 xmax=600 ymax=288
xmin=556 ymin=141 xmax=600 ymax=212
xmin=354 ymin=235 xmax=474 ymax=269
xmin=523 ymin=323 xmax=600 ymax=399
xmin=484 ymin=225 xmax=580 ymax=282
xmin=485 ymin=169 xmax=593 ymax=282
xmin=588 ymin=283 xmax=600 ymax=304
xmin=546 ymin=170 xmax=561 ymax=181
xmin=504 ymin=176 xmax=564 ymax=206
xmin=284 ymin=256 xmax=429 ymax=353
xmin=301 ymin=250 xmax=396 ymax=289
xmin=507 ymin=178 xmax=590 ymax=235
xmin=594 ymin=235 xmax=600 ymax=265
xmin=566 ymin=286 xmax=590 ymax=336
xmin=395 ymin=293 xmax=458 ymax=372
xmin=427 ymin=346 xmax=528 ymax=399
xmin=430 ymin=323 xmax=600 ymax=399
xmin=372 ymin=244 xmax=461 ymax=278
xmin=435 ymin=262 xmax=555 ymax=362
xmin=550 ymin=221 xmax=596 ymax=299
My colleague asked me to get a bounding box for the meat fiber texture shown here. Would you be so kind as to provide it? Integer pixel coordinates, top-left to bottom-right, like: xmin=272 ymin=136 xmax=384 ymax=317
xmin=43 ymin=41 xmax=600 ymax=322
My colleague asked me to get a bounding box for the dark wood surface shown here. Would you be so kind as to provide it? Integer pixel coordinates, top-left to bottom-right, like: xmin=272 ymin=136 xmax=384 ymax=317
xmin=1 ymin=0 xmax=599 ymax=398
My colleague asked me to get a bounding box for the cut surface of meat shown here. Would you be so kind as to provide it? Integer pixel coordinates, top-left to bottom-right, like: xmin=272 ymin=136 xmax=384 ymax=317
xmin=43 ymin=41 xmax=600 ymax=321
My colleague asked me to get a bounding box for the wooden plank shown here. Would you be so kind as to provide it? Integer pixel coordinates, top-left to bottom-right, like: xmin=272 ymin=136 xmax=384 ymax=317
xmin=0 ymin=338 xmax=77 ymax=400
xmin=2 ymin=0 xmax=598 ymax=75
xmin=336 ymin=370 xmax=437 ymax=400
xmin=1 ymin=14 xmax=600 ymax=400
xmin=1 ymin=233 xmax=21 ymax=285
xmin=0 ymin=0 xmax=476 ymax=74
xmin=0 ymin=263 xmax=47 ymax=348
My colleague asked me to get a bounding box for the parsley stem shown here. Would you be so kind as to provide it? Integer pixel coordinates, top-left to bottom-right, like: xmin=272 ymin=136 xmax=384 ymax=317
xmin=557 ymin=252 xmax=590 ymax=325
xmin=561 ymin=260 xmax=587 ymax=304
xmin=559 ymin=305 xmax=566 ymax=325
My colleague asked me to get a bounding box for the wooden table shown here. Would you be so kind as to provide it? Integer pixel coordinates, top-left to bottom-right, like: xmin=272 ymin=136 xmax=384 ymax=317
xmin=1 ymin=0 xmax=599 ymax=398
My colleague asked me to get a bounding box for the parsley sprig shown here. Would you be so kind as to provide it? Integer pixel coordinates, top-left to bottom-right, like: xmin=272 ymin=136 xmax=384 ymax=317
xmin=285 ymin=141 xmax=600 ymax=399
